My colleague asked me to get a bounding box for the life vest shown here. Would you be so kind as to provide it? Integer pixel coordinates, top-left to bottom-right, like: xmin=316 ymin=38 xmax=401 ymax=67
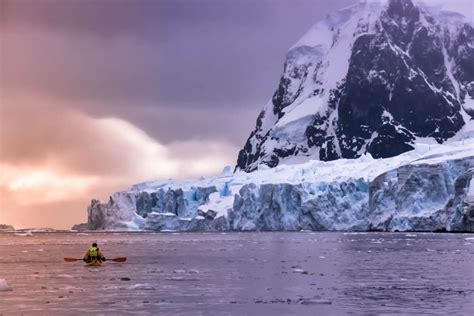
xmin=89 ymin=246 xmax=98 ymax=257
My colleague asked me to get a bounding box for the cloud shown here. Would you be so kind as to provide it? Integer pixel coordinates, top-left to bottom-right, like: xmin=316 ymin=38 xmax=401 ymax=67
xmin=0 ymin=94 xmax=239 ymax=228
xmin=0 ymin=0 xmax=362 ymax=229
xmin=0 ymin=163 xmax=98 ymax=204
xmin=1 ymin=23 xmax=264 ymax=146
xmin=85 ymin=115 xmax=240 ymax=181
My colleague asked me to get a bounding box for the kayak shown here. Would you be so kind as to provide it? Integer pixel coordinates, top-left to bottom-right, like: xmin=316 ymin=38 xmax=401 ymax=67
xmin=64 ymin=257 xmax=126 ymax=264
xmin=86 ymin=260 xmax=103 ymax=267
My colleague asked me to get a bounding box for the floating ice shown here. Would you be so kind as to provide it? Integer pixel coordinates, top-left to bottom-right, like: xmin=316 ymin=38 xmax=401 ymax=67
xmin=0 ymin=279 xmax=12 ymax=291
xmin=14 ymin=231 xmax=33 ymax=237
xmin=292 ymin=269 xmax=308 ymax=274
xmin=299 ymin=298 xmax=332 ymax=305
xmin=126 ymin=284 xmax=155 ymax=290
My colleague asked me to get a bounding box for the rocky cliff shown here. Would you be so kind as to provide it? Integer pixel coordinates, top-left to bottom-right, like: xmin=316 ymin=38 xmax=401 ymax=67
xmin=237 ymin=0 xmax=474 ymax=172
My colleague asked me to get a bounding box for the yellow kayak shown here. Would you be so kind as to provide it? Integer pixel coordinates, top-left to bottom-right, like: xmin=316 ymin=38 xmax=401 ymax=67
xmin=64 ymin=257 xmax=126 ymax=264
xmin=86 ymin=260 xmax=103 ymax=267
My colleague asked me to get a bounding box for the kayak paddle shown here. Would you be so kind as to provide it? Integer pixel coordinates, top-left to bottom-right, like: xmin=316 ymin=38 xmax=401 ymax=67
xmin=64 ymin=257 xmax=127 ymax=263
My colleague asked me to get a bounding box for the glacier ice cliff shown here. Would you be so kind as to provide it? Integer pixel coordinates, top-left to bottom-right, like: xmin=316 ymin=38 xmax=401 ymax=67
xmin=74 ymin=142 xmax=474 ymax=232
xmin=368 ymin=158 xmax=474 ymax=231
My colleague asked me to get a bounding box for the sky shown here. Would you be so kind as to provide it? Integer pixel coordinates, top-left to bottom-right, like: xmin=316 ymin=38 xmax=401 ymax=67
xmin=0 ymin=0 xmax=472 ymax=229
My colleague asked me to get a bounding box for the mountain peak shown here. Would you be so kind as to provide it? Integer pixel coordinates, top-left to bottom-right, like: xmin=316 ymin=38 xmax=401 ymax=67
xmin=385 ymin=0 xmax=420 ymax=29
xmin=236 ymin=0 xmax=474 ymax=172
xmin=387 ymin=0 xmax=417 ymax=15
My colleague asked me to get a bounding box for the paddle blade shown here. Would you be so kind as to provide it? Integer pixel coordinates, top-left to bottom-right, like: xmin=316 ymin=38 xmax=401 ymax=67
xmin=111 ymin=257 xmax=127 ymax=263
xmin=64 ymin=257 xmax=80 ymax=262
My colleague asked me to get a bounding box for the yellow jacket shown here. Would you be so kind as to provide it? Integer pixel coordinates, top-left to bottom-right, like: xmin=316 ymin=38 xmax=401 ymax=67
xmin=83 ymin=246 xmax=105 ymax=261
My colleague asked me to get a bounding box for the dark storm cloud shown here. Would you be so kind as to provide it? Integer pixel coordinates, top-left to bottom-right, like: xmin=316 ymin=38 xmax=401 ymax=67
xmin=1 ymin=0 xmax=355 ymax=144
xmin=107 ymin=102 xmax=258 ymax=144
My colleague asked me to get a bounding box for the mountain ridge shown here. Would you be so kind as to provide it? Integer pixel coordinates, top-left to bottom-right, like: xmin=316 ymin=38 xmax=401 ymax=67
xmin=236 ymin=0 xmax=474 ymax=172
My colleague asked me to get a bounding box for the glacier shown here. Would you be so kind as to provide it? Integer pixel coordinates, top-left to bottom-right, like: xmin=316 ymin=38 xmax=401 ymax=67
xmin=74 ymin=140 xmax=474 ymax=232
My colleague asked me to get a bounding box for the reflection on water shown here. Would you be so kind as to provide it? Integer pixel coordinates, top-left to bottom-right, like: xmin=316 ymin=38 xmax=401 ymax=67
xmin=0 ymin=232 xmax=472 ymax=315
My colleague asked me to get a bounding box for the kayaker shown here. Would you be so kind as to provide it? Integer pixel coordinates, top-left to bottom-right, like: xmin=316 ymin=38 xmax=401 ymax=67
xmin=83 ymin=242 xmax=106 ymax=263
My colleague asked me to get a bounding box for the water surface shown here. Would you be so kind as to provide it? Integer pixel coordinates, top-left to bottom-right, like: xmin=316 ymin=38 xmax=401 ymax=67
xmin=0 ymin=232 xmax=473 ymax=315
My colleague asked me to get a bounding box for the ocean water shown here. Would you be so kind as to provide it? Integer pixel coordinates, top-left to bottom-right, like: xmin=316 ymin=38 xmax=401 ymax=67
xmin=0 ymin=232 xmax=473 ymax=315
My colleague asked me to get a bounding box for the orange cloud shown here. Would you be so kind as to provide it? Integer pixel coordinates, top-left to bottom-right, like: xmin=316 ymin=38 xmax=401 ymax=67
xmin=0 ymin=95 xmax=238 ymax=229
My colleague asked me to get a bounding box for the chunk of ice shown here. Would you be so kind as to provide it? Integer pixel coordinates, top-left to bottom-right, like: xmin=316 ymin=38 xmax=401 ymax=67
xmin=0 ymin=279 xmax=12 ymax=291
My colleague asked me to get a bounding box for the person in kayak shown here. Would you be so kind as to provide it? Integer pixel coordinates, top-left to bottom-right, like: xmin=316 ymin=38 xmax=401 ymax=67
xmin=83 ymin=242 xmax=106 ymax=263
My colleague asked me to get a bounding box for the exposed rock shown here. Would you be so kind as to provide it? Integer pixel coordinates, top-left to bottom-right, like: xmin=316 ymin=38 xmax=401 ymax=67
xmin=0 ymin=224 xmax=14 ymax=231
xmin=236 ymin=0 xmax=474 ymax=172
xmin=71 ymin=223 xmax=88 ymax=231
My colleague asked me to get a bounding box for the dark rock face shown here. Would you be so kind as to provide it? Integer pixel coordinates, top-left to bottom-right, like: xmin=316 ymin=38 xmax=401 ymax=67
xmin=0 ymin=224 xmax=15 ymax=231
xmin=337 ymin=6 xmax=462 ymax=158
xmin=236 ymin=0 xmax=473 ymax=172
xmin=451 ymin=24 xmax=474 ymax=101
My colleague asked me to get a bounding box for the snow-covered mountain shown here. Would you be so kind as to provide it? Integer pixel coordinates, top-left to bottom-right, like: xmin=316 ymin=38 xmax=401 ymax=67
xmin=74 ymin=0 xmax=474 ymax=233
xmin=237 ymin=0 xmax=474 ymax=172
